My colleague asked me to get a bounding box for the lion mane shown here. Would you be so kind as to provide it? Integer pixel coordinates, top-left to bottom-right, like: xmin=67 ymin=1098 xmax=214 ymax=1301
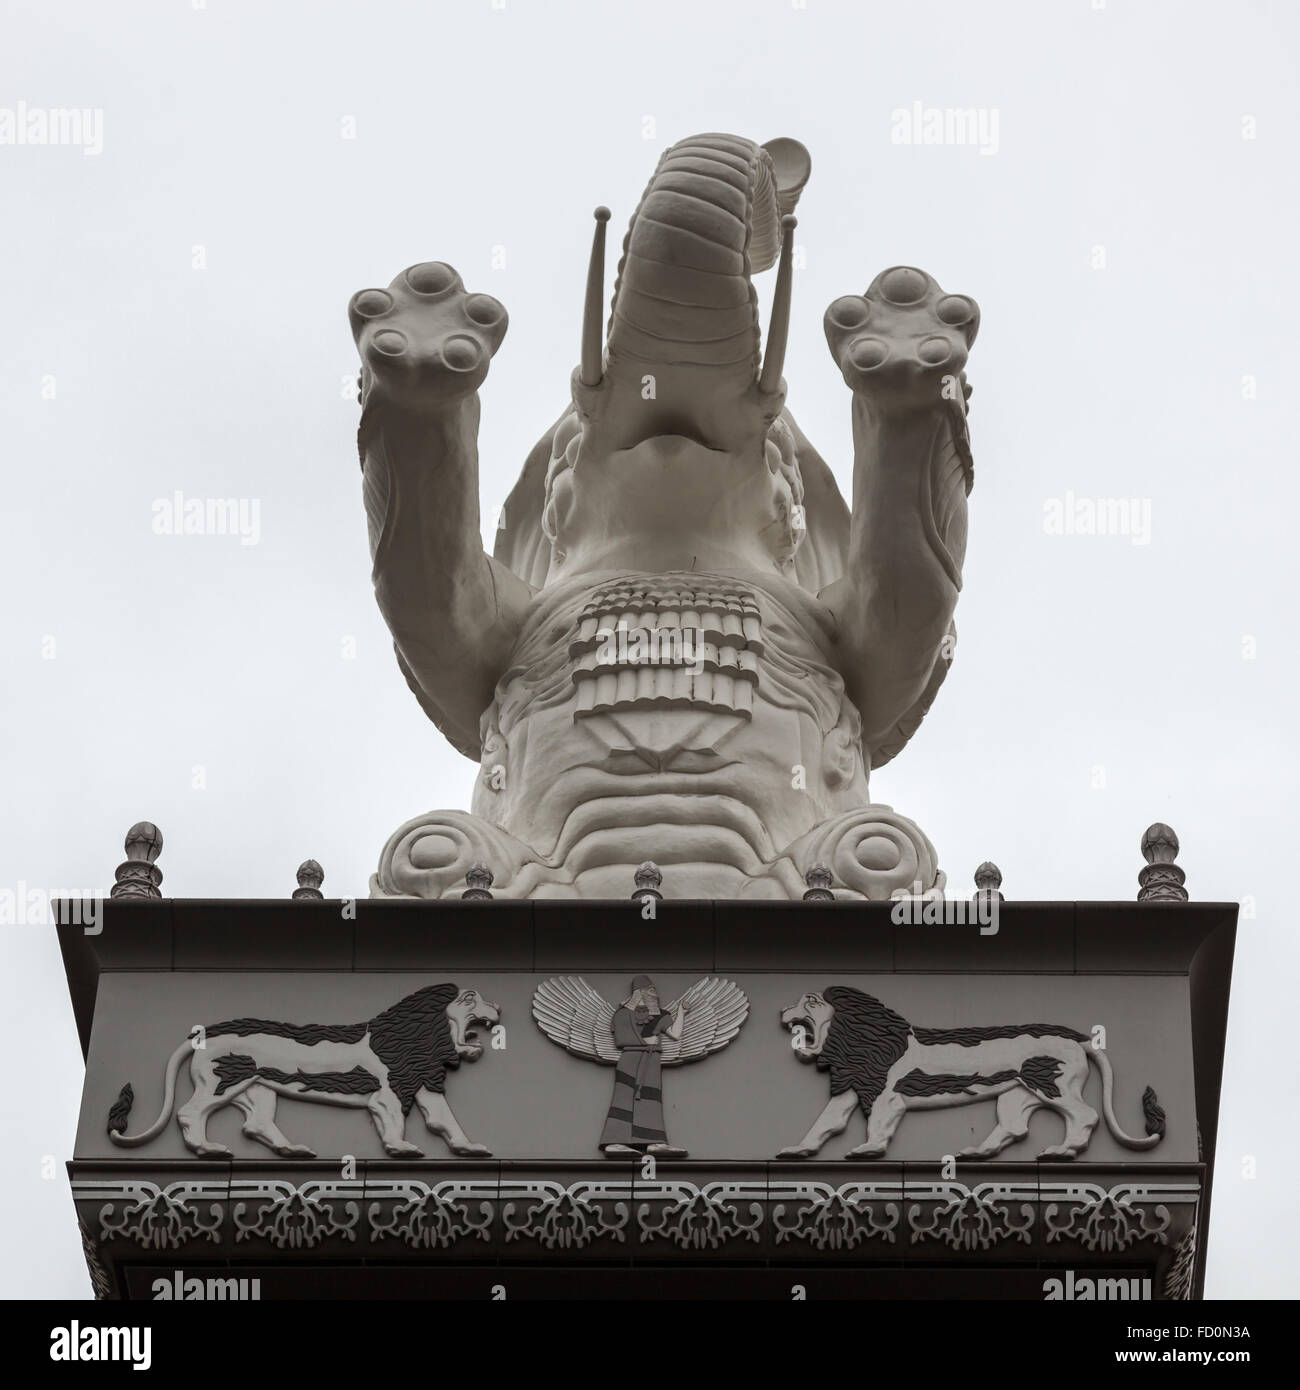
xmin=818 ymin=987 xmax=912 ymax=1114
xmin=207 ymin=982 xmax=461 ymax=1115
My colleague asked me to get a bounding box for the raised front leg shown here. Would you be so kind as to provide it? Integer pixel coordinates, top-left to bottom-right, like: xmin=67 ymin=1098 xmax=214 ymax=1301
xmin=414 ymin=1087 xmax=491 ymax=1158
xmin=818 ymin=267 xmax=979 ymax=757
xmin=366 ymin=1087 xmax=423 ymax=1158
xmin=844 ymin=1089 xmax=907 ymax=1158
xmin=350 ymin=263 xmax=532 ymax=758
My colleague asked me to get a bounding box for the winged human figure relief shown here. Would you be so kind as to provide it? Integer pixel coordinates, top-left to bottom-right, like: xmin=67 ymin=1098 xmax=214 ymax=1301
xmin=532 ymin=975 xmax=748 ymax=1157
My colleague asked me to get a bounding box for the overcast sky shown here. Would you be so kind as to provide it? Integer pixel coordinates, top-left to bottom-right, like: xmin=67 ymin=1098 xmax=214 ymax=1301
xmin=1 ymin=0 xmax=1296 ymax=1298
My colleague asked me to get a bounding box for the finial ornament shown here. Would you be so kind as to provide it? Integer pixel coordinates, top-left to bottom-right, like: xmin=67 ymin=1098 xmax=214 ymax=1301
xmin=292 ymin=860 xmax=325 ymax=900
xmin=973 ymin=860 xmax=1005 ymax=904
xmin=802 ymin=863 xmax=834 ymax=901
xmin=110 ymin=822 xmax=164 ymax=900
xmin=462 ymin=863 xmax=495 ymax=901
xmin=1138 ymin=823 xmax=1188 ymax=903
xmin=632 ymin=862 xmax=663 ymax=902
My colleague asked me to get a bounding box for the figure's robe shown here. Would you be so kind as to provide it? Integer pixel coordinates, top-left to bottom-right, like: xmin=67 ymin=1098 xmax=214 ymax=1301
xmin=599 ymin=1006 xmax=675 ymax=1149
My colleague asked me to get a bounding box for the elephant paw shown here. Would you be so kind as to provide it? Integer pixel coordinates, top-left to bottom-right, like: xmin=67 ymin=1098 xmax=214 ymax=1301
xmin=384 ymin=1140 xmax=425 ymax=1158
xmin=349 ymin=262 xmax=507 ymax=412
xmin=825 ymin=266 xmax=978 ymax=415
xmin=449 ymin=1142 xmax=492 ymax=1158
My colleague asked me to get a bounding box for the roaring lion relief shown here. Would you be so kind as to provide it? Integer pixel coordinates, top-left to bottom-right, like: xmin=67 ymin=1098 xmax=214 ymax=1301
xmin=107 ymin=984 xmax=499 ymax=1159
xmin=777 ymin=987 xmax=1165 ymax=1160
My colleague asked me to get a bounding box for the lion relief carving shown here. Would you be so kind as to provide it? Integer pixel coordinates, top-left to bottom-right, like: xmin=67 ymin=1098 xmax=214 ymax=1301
xmin=777 ymin=987 xmax=1166 ymax=1160
xmin=107 ymin=984 xmax=499 ymax=1159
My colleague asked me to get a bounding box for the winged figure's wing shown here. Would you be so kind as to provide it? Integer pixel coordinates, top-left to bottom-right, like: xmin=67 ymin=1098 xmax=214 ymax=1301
xmin=531 ymin=976 xmax=619 ymax=1063
xmin=659 ymin=977 xmax=749 ymax=1065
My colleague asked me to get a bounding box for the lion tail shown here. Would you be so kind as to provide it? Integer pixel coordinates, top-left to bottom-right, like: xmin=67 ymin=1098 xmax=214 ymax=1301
xmin=1088 ymin=1048 xmax=1165 ymax=1149
xmin=107 ymin=1040 xmax=193 ymax=1146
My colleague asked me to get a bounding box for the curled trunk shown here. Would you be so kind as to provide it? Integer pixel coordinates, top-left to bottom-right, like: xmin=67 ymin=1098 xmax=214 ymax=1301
xmin=603 ymin=133 xmax=807 ymax=399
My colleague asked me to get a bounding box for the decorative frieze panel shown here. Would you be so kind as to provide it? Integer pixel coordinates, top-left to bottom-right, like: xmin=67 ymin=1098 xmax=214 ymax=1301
xmin=230 ymin=1178 xmax=362 ymax=1250
xmin=501 ymin=1180 xmax=631 ymax=1250
xmin=907 ymin=1179 xmax=1037 ymax=1251
xmin=76 ymin=1173 xmax=1199 ymax=1271
xmin=79 ymin=1177 xmax=226 ymax=1251
xmin=635 ymin=1180 xmax=767 ymax=1250
xmin=368 ymin=1178 xmax=495 ymax=1250
xmin=1043 ymin=1181 xmax=1185 ymax=1252
xmin=771 ymin=1180 xmax=902 ymax=1250
xmin=78 ymin=1221 xmax=115 ymax=1301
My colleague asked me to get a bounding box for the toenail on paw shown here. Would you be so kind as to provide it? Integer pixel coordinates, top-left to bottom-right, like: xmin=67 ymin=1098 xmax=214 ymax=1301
xmin=879 ymin=266 xmax=930 ymax=304
xmin=828 ymin=296 xmax=870 ymax=329
xmin=936 ymin=294 xmax=975 ymax=325
xmin=352 ymin=289 xmax=392 ymax=318
xmin=917 ymin=336 xmax=952 ymax=364
xmin=405 ymin=262 xmax=458 ymax=295
xmin=441 ymin=335 xmax=482 ymax=370
xmin=372 ymin=329 xmax=408 ymax=355
xmin=464 ymin=294 xmax=504 ymax=326
xmin=850 ymin=337 xmax=889 ymax=369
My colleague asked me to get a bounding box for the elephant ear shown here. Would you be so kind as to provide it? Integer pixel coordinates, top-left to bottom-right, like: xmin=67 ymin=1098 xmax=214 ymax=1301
xmin=493 ymin=409 xmax=567 ymax=589
xmin=868 ymin=620 xmax=954 ymax=770
xmin=761 ymin=137 xmax=812 ymax=220
xmin=783 ymin=409 xmax=849 ymax=594
xmin=492 ymin=406 xmax=850 ymax=598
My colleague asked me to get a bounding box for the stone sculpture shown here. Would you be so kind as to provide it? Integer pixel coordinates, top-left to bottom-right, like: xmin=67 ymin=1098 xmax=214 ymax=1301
xmin=351 ymin=133 xmax=980 ymax=899
xmin=775 ymin=988 xmax=1166 ymax=1160
xmin=106 ymin=985 xmax=500 ymax=1159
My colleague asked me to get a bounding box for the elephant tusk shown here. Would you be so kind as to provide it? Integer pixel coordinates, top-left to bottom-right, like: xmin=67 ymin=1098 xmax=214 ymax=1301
xmin=580 ymin=205 xmax=611 ymax=387
xmin=758 ymin=214 xmax=797 ymax=395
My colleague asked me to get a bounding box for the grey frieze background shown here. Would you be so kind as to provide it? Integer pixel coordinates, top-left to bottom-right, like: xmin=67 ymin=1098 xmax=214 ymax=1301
xmin=76 ymin=969 xmax=1195 ymax=1165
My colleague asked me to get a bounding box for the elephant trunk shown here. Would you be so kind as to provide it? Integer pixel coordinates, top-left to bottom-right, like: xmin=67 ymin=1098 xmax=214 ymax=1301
xmin=588 ymin=133 xmax=809 ymax=441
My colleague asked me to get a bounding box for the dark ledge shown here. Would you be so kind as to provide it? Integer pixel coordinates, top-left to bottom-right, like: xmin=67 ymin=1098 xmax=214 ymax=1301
xmin=57 ymin=898 xmax=1238 ymax=1057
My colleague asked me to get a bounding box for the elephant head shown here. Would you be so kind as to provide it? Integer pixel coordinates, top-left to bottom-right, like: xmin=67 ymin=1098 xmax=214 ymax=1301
xmin=500 ymin=133 xmax=823 ymax=586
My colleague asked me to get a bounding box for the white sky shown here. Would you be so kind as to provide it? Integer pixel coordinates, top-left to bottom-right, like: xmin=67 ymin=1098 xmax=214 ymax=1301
xmin=1 ymin=0 xmax=1296 ymax=1298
